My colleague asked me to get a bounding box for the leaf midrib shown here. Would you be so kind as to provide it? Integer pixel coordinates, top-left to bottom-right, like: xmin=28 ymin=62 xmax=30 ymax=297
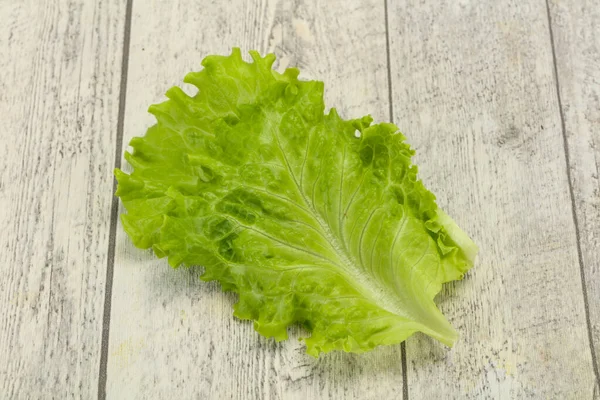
xmin=264 ymin=110 xmax=409 ymax=319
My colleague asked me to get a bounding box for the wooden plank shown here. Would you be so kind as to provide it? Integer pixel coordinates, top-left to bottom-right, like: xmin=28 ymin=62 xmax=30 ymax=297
xmin=548 ymin=0 xmax=600 ymax=387
xmin=0 ymin=1 xmax=125 ymax=398
xmin=106 ymin=0 xmax=400 ymax=398
xmin=387 ymin=0 xmax=597 ymax=397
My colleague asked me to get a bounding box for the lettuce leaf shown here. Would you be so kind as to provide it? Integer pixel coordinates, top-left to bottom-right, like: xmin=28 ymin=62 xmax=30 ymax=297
xmin=115 ymin=48 xmax=478 ymax=356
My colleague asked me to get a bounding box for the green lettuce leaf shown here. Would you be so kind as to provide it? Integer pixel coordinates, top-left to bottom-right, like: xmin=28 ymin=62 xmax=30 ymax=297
xmin=115 ymin=48 xmax=478 ymax=356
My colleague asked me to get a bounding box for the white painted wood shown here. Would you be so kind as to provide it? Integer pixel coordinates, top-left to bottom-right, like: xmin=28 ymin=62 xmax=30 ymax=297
xmin=105 ymin=0 xmax=403 ymax=399
xmin=0 ymin=1 xmax=125 ymax=398
xmin=549 ymin=0 xmax=600 ymax=383
xmin=387 ymin=0 xmax=597 ymax=398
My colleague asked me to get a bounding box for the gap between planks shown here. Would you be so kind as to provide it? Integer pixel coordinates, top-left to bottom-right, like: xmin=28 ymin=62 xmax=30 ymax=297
xmin=98 ymin=0 xmax=134 ymax=399
xmin=544 ymin=0 xmax=600 ymax=386
xmin=383 ymin=0 xmax=410 ymax=398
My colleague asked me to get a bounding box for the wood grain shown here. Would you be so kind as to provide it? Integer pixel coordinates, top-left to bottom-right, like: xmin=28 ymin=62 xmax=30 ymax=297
xmin=106 ymin=0 xmax=402 ymax=398
xmin=0 ymin=0 xmax=125 ymax=398
xmin=387 ymin=0 xmax=597 ymax=397
xmin=548 ymin=0 xmax=600 ymax=385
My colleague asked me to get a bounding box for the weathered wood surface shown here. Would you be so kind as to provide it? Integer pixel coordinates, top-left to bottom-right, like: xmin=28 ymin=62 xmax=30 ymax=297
xmin=0 ymin=1 xmax=125 ymax=398
xmin=105 ymin=0 xmax=402 ymax=399
xmin=2 ymin=0 xmax=599 ymax=398
xmin=548 ymin=0 xmax=600 ymax=384
xmin=387 ymin=0 xmax=598 ymax=398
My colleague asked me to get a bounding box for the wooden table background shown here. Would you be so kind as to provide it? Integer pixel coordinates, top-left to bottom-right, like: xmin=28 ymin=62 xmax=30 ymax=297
xmin=1 ymin=0 xmax=599 ymax=398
